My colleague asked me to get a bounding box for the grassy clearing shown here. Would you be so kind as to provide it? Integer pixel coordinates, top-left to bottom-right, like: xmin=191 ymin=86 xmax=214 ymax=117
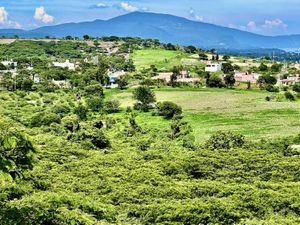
xmin=131 ymin=49 xmax=194 ymax=71
xmin=109 ymin=88 xmax=300 ymax=143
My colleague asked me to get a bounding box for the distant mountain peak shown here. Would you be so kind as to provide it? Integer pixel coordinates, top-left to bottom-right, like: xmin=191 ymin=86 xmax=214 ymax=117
xmin=0 ymin=12 xmax=300 ymax=49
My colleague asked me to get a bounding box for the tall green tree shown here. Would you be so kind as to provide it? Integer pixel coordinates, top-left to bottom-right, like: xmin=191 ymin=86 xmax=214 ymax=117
xmin=133 ymin=86 xmax=156 ymax=111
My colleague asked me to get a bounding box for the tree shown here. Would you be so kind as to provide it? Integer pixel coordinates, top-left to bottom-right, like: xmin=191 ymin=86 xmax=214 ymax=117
xmin=116 ymin=76 xmax=129 ymax=89
xmin=259 ymin=63 xmax=268 ymax=72
xmin=157 ymin=101 xmax=182 ymax=119
xmin=0 ymin=73 xmax=15 ymax=90
xmin=170 ymin=66 xmax=181 ymax=87
xmin=84 ymin=84 xmax=104 ymax=97
xmin=258 ymin=74 xmax=277 ymax=87
xmin=222 ymin=63 xmax=234 ymax=74
xmin=222 ymin=55 xmax=230 ymax=61
xmin=292 ymin=83 xmax=300 ymax=93
xmin=186 ymin=45 xmax=197 ymax=54
xmin=133 ymin=86 xmax=156 ymax=111
xmin=271 ymin=63 xmax=283 ymax=73
xmin=224 ymin=73 xmax=236 ymax=88
xmin=206 ymin=74 xmax=224 ymax=88
xmin=83 ymin=35 xmax=90 ymax=40
xmin=198 ymin=52 xmax=208 ymax=61
xmin=96 ymin=58 xmax=109 ymax=85
xmin=0 ymin=121 xmax=36 ymax=178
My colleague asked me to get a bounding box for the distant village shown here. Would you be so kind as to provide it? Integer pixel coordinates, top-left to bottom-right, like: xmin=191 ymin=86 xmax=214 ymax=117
xmin=1 ymin=38 xmax=300 ymax=90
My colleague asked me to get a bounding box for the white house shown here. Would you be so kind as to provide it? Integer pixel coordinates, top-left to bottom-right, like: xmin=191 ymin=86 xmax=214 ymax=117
xmin=1 ymin=60 xmax=17 ymax=68
xmin=205 ymin=63 xmax=222 ymax=72
xmin=52 ymin=60 xmax=75 ymax=70
xmin=106 ymin=70 xmax=126 ymax=88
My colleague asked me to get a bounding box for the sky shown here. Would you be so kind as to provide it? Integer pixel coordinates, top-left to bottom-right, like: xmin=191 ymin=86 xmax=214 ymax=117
xmin=0 ymin=0 xmax=299 ymax=36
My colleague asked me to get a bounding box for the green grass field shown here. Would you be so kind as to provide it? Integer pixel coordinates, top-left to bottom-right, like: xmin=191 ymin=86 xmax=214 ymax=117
xmin=131 ymin=49 xmax=195 ymax=71
xmin=108 ymin=88 xmax=300 ymax=143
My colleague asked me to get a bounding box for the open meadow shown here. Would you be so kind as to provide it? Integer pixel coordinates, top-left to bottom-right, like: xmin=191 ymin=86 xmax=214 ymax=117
xmin=131 ymin=49 xmax=200 ymax=71
xmin=108 ymin=88 xmax=300 ymax=143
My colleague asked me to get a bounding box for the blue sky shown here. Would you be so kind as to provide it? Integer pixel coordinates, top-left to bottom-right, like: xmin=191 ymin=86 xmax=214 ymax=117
xmin=0 ymin=0 xmax=299 ymax=36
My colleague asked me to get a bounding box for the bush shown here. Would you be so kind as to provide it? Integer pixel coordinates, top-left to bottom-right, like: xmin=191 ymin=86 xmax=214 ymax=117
xmin=42 ymin=113 xmax=61 ymax=126
xmin=86 ymin=96 xmax=103 ymax=112
xmin=71 ymin=125 xmax=111 ymax=149
xmin=74 ymin=104 xmax=88 ymax=120
xmin=51 ymin=104 xmax=71 ymax=116
xmin=265 ymin=85 xmax=279 ymax=93
xmin=157 ymin=101 xmax=182 ymax=119
xmin=104 ymin=100 xmax=120 ymax=114
xmin=284 ymin=91 xmax=296 ymax=101
xmin=292 ymin=84 xmax=300 ymax=93
xmin=84 ymin=84 xmax=104 ymax=97
xmin=61 ymin=115 xmax=80 ymax=132
xmin=31 ymin=112 xmax=61 ymax=127
xmin=205 ymin=131 xmax=245 ymax=150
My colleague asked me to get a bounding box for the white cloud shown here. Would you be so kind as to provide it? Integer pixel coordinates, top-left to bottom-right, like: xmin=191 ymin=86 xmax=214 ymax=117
xmin=247 ymin=21 xmax=260 ymax=32
xmin=229 ymin=18 xmax=288 ymax=34
xmin=90 ymin=3 xmax=110 ymax=9
xmin=120 ymin=2 xmax=138 ymax=12
xmin=0 ymin=7 xmax=8 ymax=24
xmin=189 ymin=8 xmax=204 ymax=22
xmin=0 ymin=7 xmax=21 ymax=28
xmin=262 ymin=19 xmax=288 ymax=29
xmin=34 ymin=7 xmax=54 ymax=23
xmin=97 ymin=3 xmax=109 ymax=8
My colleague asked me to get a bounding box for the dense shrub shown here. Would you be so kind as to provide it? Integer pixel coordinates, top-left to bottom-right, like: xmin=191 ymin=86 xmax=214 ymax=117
xmin=51 ymin=104 xmax=71 ymax=116
xmin=157 ymin=101 xmax=182 ymax=119
xmin=285 ymin=91 xmax=296 ymax=101
xmin=0 ymin=122 xmax=36 ymax=178
xmin=86 ymin=96 xmax=103 ymax=112
xmin=31 ymin=112 xmax=61 ymax=127
xmin=74 ymin=104 xmax=88 ymax=120
xmin=292 ymin=83 xmax=300 ymax=93
xmin=205 ymin=131 xmax=245 ymax=150
xmin=61 ymin=115 xmax=80 ymax=132
xmin=84 ymin=84 xmax=104 ymax=97
xmin=265 ymin=85 xmax=279 ymax=92
xmin=104 ymin=100 xmax=120 ymax=113
xmin=71 ymin=125 xmax=111 ymax=149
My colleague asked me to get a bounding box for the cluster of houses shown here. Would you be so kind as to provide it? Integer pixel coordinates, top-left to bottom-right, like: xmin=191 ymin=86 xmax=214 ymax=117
xmin=151 ymin=61 xmax=300 ymax=86
xmin=2 ymin=57 xmax=300 ymax=89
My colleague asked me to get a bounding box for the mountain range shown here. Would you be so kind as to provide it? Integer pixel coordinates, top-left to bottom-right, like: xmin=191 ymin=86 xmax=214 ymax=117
xmin=1 ymin=12 xmax=300 ymax=50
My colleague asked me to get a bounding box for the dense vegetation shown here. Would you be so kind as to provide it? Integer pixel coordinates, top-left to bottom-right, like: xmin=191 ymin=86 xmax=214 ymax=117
xmin=0 ymin=38 xmax=300 ymax=224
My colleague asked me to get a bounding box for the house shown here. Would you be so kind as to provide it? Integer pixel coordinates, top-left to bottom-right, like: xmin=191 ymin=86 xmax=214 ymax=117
xmin=32 ymin=74 xmax=40 ymax=83
xmin=106 ymin=70 xmax=126 ymax=88
xmin=153 ymin=70 xmax=200 ymax=83
xmin=52 ymin=79 xmax=71 ymax=88
xmin=0 ymin=69 xmax=18 ymax=77
xmin=234 ymin=72 xmax=260 ymax=84
xmin=1 ymin=60 xmax=17 ymax=68
xmin=277 ymin=75 xmax=300 ymax=86
xmin=27 ymin=66 xmax=34 ymax=71
xmin=52 ymin=60 xmax=76 ymax=70
xmin=205 ymin=63 xmax=222 ymax=72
